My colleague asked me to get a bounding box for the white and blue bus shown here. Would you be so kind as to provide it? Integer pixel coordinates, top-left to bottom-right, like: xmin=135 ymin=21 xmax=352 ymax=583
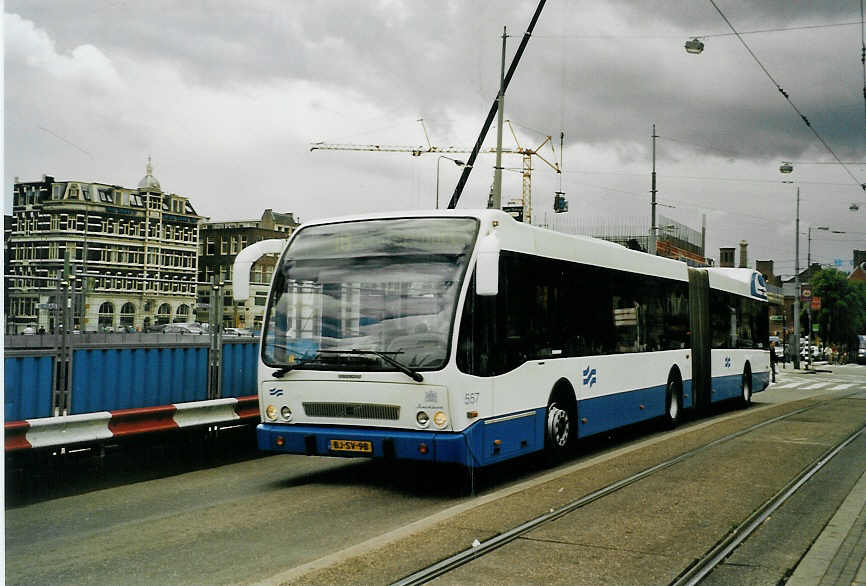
xmin=245 ymin=209 xmax=769 ymax=467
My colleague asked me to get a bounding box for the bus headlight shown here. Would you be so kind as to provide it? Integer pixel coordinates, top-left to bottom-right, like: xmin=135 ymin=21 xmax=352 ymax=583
xmin=416 ymin=411 xmax=430 ymax=427
xmin=433 ymin=411 xmax=448 ymax=428
xmin=280 ymin=406 xmax=293 ymax=421
xmin=265 ymin=405 xmax=277 ymax=420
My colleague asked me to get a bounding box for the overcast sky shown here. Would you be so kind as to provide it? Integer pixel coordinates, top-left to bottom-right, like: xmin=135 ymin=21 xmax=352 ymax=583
xmin=5 ymin=0 xmax=865 ymax=277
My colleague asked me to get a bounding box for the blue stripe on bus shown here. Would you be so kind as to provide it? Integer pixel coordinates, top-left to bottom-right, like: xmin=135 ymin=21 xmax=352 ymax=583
xmin=682 ymin=380 xmax=694 ymax=409
xmin=708 ymin=369 xmax=770 ymax=402
xmin=257 ymin=413 xmax=547 ymax=467
xmin=753 ymin=370 xmax=770 ymax=393
xmin=257 ymin=371 xmax=768 ymax=466
xmin=710 ymin=373 xmax=745 ymax=402
xmin=577 ymin=384 xmax=667 ymax=437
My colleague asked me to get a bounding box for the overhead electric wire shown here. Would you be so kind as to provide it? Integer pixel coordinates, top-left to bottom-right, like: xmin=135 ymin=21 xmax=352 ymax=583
xmin=707 ymin=0 xmax=865 ymax=192
xmin=533 ymin=20 xmax=861 ymax=40
xmin=563 ymin=168 xmax=856 ymax=187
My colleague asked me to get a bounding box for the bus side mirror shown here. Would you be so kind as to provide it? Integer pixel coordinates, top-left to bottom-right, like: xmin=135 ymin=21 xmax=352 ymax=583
xmin=476 ymin=233 xmax=500 ymax=296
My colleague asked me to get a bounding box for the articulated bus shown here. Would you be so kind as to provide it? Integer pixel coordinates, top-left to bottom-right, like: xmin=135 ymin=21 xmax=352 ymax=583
xmin=247 ymin=209 xmax=769 ymax=468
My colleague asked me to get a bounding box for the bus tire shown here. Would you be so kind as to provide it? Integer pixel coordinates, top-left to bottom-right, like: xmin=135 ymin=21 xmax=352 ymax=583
xmin=545 ymin=385 xmax=576 ymax=459
xmin=664 ymin=374 xmax=682 ymax=429
xmin=741 ymin=364 xmax=752 ymax=408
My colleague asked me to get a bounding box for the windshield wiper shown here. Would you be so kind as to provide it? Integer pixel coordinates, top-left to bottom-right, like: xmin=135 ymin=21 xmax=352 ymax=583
xmin=317 ymin=349 xmax=424 ymax=382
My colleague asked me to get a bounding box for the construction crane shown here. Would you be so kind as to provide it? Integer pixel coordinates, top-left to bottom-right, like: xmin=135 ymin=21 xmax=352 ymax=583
xmin=310 ymin=119 xmax=517 ymax=156
xmin=502 ymin=120 xmax=561 ymax=224
xmin=309 ymin=118 xmax=561 ymax=223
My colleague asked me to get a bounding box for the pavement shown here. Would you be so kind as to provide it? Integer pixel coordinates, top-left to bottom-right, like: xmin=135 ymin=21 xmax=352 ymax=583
xmin=770 ymin=363 xmax=866 ymax=586
xmin=786 ymin=468 xmax=866 ymax=585
xmin=274 ymin=365 xmax=866 ymax=585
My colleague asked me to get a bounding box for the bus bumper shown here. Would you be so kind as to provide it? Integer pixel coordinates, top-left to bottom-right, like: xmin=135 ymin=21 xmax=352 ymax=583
xmin=257 ymin=423 xmax=476 ymax=466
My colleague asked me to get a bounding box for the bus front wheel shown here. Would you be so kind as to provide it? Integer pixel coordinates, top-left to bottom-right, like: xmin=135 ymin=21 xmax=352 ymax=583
xmin=545 ymin=399 xmax=575 ymax=457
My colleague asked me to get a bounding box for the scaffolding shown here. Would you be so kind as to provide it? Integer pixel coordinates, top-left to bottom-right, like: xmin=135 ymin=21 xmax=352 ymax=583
xmin=540 ymin=213 xmax=708 ymax=266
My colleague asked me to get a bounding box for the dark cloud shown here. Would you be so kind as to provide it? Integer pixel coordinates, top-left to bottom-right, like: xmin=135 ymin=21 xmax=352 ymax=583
xmin=5 ymin=1 xmax=864 ymax=268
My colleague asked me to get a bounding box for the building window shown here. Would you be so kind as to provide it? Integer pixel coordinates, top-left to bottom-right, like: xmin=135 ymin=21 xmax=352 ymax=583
xmin=120 ymin=302 xmax=135 ymax=327
xmin=220 ymin=238 xmax=228 ymax=255
xmin=98 ymin=302 xmax=115 ymax=330
xmin=231 ymin=236 xmax=238 ymax=254
xmin=206 ymin=237 xmax=215 ymax=255
xmin=174 ymin=304 xmax=190 ymax=323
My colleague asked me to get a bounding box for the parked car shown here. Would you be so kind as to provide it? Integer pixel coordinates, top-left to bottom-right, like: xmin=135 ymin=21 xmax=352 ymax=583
xmin=800 ymin=345 xmax=824 ymax=361
xmin=224 ymin=327 xmax=253 ymax=336
xmin=21 ymin=325 xmax=37 ymax=335
xmin=163 ymin=323 xmax=203 ymax=335
xmin=857 ymin=335 xmax=866 ymax=364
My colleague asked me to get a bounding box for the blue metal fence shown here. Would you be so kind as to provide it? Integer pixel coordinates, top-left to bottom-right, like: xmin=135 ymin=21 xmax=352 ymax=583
xmin=4 ymin=355 xmax=54 ymax=421
xmin=70 ymin=347 xmax=210 ymax=413
xmin=4 ymin=341 xmax=259 ymax=421
xmin=220 ymin=342 xmax=259 ymax=398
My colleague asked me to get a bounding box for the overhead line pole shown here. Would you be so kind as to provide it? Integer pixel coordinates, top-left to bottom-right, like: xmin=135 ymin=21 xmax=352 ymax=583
xmin=650 ymin=123 xmax=658 ymax=255
xmin=490 ymin=26 xmax=507 ymax=210
xmin=447 ymin=0 xmax=547 ymax=210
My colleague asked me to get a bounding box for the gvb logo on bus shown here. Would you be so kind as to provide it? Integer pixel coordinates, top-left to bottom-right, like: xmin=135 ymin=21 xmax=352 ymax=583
xmin=724 ymin=357 xmax=733 ymax=368
xmin=750 ymin=273 xmax=768 ymax=300
xmin=582 ymin=365 xmax=598 ymax=387
xmin=268 ymin=388 xmax=284 ymax=397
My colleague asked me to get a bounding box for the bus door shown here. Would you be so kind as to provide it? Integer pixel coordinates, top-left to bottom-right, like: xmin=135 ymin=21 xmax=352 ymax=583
xmin=688 ymin=268 xmax=711 ymax=410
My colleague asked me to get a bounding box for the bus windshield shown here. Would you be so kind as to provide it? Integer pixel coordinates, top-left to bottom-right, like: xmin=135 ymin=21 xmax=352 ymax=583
xmin=262 ymin=217 xmax=479 ymax=372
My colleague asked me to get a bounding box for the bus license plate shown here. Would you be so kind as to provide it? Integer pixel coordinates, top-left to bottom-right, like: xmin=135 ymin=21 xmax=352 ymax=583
xmin=329 ymin=439 xmax=373 ymax=454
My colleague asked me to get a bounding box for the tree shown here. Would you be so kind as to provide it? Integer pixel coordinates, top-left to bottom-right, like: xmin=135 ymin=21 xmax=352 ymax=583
xmin=808 ymin=268 xmax=866 ymax=349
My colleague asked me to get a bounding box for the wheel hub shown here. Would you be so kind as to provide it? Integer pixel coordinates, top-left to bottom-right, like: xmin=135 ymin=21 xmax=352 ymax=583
xmin=547 ymin=404 xmax=570 ymax=448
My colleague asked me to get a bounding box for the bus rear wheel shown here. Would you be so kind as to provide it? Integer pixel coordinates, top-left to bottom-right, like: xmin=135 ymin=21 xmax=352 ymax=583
xmin=664 ymin=377 xmax=682 ymax=429
xmin=741 ymin=366 xmax=752 ymax=408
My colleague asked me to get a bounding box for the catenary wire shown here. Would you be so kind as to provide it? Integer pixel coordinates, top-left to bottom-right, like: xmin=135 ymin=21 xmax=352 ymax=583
xmin=707 ymin=0 xmax=865 ymax=192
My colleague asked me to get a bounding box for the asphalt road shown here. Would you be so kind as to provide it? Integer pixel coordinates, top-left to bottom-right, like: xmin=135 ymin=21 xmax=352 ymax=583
xmin=5 ymin=364 xmax=865 ymax=585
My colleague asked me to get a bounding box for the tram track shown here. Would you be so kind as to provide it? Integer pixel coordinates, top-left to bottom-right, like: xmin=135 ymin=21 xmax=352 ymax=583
xmin=390 ymin=390 xmax=865 ymax=586
xmin=670 ymin=422 xmax=866 ymax=586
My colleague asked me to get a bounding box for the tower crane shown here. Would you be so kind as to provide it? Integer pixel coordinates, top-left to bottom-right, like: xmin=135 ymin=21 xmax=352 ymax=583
xmin=309 ymin=118 xmax=561 ymax=223
xmin=502 ymin=119 xmax=561 ymax=225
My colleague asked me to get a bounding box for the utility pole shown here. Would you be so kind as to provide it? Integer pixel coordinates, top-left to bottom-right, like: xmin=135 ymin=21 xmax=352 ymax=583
xmin=793 ymin=186 xmax=801 ymax=369
xmin=208 ymin=277 xmax=224 ymax=399
xmin=490 ymin=27 xmax=507 ymax=211
xmin=448 ymin=0 xmax=547 ymax=209
xmin=650 ymin=123 xmax=658 ymax=255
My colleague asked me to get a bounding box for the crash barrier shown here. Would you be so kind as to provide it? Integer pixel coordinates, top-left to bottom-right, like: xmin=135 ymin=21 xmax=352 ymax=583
xmin=4 ymin=338 xmax=260 ymax=451
xmin=6 ymin=396 xmax=259 ymax=451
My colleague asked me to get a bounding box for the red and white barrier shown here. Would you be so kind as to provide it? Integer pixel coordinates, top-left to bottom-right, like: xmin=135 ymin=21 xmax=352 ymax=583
xmin=5 ymin=395 xmax=259 ymax=452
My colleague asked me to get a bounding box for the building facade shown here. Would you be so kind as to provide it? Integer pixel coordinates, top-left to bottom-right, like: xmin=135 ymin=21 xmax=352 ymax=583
xmin=197 ymin=209 xmax=300 ymax=330
xmin=7 ymin=161 xmax=202 ymax=333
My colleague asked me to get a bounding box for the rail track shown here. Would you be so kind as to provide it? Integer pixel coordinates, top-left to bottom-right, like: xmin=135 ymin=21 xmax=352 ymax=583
xmin=391 ymin=389 xmax=866 ymax=586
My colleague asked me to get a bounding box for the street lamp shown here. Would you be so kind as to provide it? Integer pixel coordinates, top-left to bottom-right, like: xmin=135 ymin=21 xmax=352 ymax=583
xmin=436 ymin=156 xmax=466 ymax=209
xmin=781 ymin=165 xmax=801 ymax=369
xmin=685 ymin=38 xmax=705 ymax=54
xmin=804 ymin=226 xmax=846 ymax=367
